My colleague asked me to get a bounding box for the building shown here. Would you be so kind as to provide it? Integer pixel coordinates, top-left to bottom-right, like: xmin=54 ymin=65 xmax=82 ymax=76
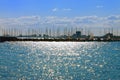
xmin=76 ymin=31 xmax=81 ymax=38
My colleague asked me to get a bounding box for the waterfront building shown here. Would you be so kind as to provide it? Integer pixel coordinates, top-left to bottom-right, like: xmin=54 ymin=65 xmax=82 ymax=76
xmin=103 ymin=33 xmax=113 ymax=40
xmin=76 ymin=31 xmax=81 ymax=38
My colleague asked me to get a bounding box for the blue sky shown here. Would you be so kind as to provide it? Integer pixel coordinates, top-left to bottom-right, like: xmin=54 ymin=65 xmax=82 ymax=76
xmin=0 ymin=0 xmax=120 ymax=17
xmin=0 ymin=0 xmax=120 ymax=36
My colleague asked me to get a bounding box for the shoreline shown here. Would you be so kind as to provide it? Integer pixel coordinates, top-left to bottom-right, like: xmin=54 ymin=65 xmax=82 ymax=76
xmin=0 ymin=36 xmax=120 ymax=42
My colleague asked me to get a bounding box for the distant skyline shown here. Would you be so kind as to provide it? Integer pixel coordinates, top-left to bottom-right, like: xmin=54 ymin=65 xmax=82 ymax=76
xmin=0 ymin=0 xmax=120 ymax=36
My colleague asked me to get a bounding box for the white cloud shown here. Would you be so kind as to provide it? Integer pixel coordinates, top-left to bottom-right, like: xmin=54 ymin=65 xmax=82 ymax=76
xmin=96 ymin=5 xmax=104 ymax=8
xmin=0 ymin=15 xmax=120 ymax=28
xmin=0 ymin=15 xmax=120 ymax=35
xmin=63 ymin=8 xmax=72 ymax=11
xmin=52 ymin=8 xmax=58 ymax=12
xmin=52 ymin=8 xmax=72 ymax=12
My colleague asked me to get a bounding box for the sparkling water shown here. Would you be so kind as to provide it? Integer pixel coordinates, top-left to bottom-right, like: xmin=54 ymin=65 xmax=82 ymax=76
xmin=0 ymin=42 xmax=120 ymax=80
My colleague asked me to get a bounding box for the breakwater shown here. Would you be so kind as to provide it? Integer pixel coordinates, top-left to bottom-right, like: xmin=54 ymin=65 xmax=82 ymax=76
xmin=0 ymin=36 xmax=120 ymax=42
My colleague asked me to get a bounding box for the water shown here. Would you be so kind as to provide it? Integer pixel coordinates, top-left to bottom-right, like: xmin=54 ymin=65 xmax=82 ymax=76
xmin=0 ymin=42 xmax=120 ymax=80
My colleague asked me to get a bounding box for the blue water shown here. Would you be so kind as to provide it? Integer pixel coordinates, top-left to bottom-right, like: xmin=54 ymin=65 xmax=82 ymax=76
xmin=0 ymin=42 xmax=120 ymax=80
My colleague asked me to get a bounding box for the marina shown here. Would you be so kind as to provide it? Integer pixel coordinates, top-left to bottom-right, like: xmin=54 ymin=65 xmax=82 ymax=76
xmin=0 ymin=28 xmax=120 ymax=42
xmin=0 ymin=0 xmax=120 ymax=80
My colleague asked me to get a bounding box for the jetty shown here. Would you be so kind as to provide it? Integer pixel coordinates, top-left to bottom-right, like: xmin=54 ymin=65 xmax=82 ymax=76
xmin=0 ymin=33 xmax=120 ymax=42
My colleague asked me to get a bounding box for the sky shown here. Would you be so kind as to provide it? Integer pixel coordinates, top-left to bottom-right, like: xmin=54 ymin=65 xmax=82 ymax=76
xmin=0 ymin=0 xmax=120 ymax=36
xmin=0 ymin=0 xmax=120 ymax=17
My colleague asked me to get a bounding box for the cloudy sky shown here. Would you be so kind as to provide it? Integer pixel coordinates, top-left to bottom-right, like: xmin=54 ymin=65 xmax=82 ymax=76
xmin=0 ymin=0 xmax=120 ymax=36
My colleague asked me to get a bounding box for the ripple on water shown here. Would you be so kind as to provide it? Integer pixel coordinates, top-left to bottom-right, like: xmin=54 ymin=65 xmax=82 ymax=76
xmin=0 ymin=42 xmax=120 ymax=80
